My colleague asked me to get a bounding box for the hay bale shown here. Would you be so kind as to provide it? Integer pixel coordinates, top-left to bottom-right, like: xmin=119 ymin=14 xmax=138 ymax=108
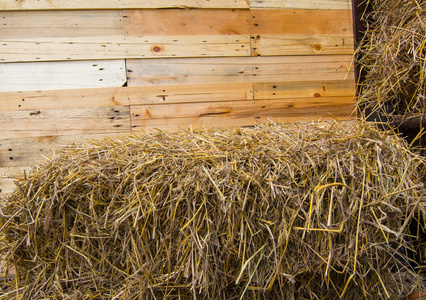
xmin=357 ymin=0 xmax=426 ymax=119
xmin=1 ymin=122 xmax=425 ymax=299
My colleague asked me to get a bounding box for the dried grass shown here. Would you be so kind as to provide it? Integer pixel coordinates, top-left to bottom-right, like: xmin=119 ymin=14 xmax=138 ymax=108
xmin=1 ymin=121 xmax=425 ymax=299
xmin=357 ymin=0 xmax=426 ymax=119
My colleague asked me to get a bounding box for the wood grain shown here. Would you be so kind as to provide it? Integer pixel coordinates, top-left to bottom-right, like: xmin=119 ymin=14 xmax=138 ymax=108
xmin=0 ymin=10 xmax=123 ymax=39
xmin=250 ymin=9 xmax=352 ymax=35
xmin=0 ymin=60 xmax=126 ymax=92
xmin=252 ymin=34 xmax=354 ymax=56
xmin=124 ymin=9 xmax=251 ymax=36
xmin=0 ymin=0 xmax=249 ymax=10
xmin=0 ymin=106 xmax=131 ymax=139
xmin=126 ymin=55 xmax=354 ymax=86
xmin=254 ymin=80 xmax=355 ymax=100
xmin=130 ymin=97 xmax=355 ymax=130
xmin=0 ymin=35 xmax=250 ymax=62
xmin=0 ymin=83 xmax=253 ymax=112
xmin=250 ymin=0 xmax=351 ymax=9
xmin=0 ymin=133 xmax=130 ymax=168
xmin=0 ymin=166 xmax=31 ymax=195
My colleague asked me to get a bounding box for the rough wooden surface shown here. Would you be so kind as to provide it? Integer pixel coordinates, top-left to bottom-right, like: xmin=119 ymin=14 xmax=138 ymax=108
xmin=252 ymin=34 xmax=354 ymax=56
xmin=1 ymin=35 xmax=250 ymax=63
xmin=0 ymin=106 xmax=131 ymax=139
xmin=254 ymin=80 xmax=356 ymax=100
xmin=0 ymin=83 xmax=253 ymax=111
xmin=250 ymin=0 xmax=352 ymax=9
xmin=0 ymin=60 xmax=126 ymax=92
xmin=126 ymin=55 xmax=354 ymax=86
xmin=130 ymin=96 xmax=355 ymax=130
xmin=0 ymin=10 xmax=123 ymax=39
xmin=250 ymin=9 xmax=352 ymax=35
xmin=124 ymin=9 xmax=251 ymax=36
xmin=0 ymin=0 xmax=249 ymax=10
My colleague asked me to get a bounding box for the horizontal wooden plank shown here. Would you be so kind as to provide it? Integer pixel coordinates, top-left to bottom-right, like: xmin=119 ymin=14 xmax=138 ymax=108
xmin=0 ymin=10 xmax=123 ymax=39
xmin=126 ymin=55 xmax=355 ymax=86
xmin=0 ymin=83 xmax=253 ymax=112
xmin=124 ymin=9 xmax=251 ymax=36
xmin=250 ymin=9 xmax=352 ymax=35
xmin=130 ymin=97 xmax=355 ymax=130
xmin=0 ymin=166 xmax=31 ymax=195
xmin=0 ymin=133 xmax=131 ymax=168
xmin=250 ymin=0 xmax=351 ymax=9
xmin=0 ymin=60 xmax=126 ymax=92
xmin=0 ymin=35 xmax=250 ymax=62
xmin=0 ymin=178 xmax=19 ymax=196
xmin=252 ymin=34 xmax=354 ymax=56
xmin=254 ymin=80 xmax=355 ymax=100
xmin=0 ymin=0 xmax=249 ymax=10
xmin=0 ymin=106 xmax=131 ymax=139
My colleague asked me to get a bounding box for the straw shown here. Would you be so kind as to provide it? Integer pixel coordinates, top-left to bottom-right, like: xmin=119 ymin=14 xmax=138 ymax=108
xmin=1 ymin=121 xmax=425 ymax=299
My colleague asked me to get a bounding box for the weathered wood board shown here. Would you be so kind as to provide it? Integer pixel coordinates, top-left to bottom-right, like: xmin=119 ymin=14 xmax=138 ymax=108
xmin=0 ymin=133 xmax=130 ymax=169
xmin=0 ymin=106 xmax=131 ymax=139
xmin=123 ymin=9 xmax=251 ymax=36
xmin=0 ymin=60 xmax=126 ymax=92
xmin=130 ymin=97 xmax=355 ymax=130
xmin=126 ymin=55 xmax=354 ymax=86
xmin=250 ymin=0 xmax=352 ymax=9
xmin=0 ymin=10 xmax=123 ymax=39
xmin=254 ymin=80 xmax=356 ymax=100
xmin=0 ymin=36 xmax=250 ymax=62
xmin=0 ymin=83 xmax=253 ymax=111
xmin=252 ymin=34 xmax=354 ymax=56
xmin=249 ymin=9 xmax=352 ymax=35
xmin=0 ymin=0 xmax=249 ymax=10
xmin=0 ymin=167 xmax=31 ymax=195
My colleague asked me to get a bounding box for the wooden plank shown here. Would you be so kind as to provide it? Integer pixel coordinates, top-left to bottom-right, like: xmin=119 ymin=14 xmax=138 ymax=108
xmin=130 ymin=97 xmax=355 ymax=130
xmin=0 ymin=83 xmax=253 ymax=112
xmin=0 ymin=167 xmax=31 ymax=195
xmin=250 ymin=9 xmax=352 ymax=35
xmin=0 ymin=106 xmax=131 ymax=139
xmin=250 ymin=0 xmax=351 ymax=9
xmin=0 ymin=60 xmax=126 ymax=92
xmin=0 ymin=35 xmax=250 ymax=62
xmin=123 ymin=9 xmax=251 ymax=36
xmin=254 ymin=80 xmax=355 ymax=100
xmin=252 ymin=34 xmax=354 ymax=56
xmin=0 ymin=133 xmax=131 ymax=168
xmin=0 ymin=0 xmax=249 ymax=10
xmin=0 ymin=10 xmax=123 ymax=39
xmin=126 ymin=55 xmax=355 ymax=86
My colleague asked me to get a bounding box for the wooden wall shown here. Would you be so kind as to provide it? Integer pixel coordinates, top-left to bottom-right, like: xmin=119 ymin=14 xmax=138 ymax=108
xmin=0 ymin=0 xmax=356 ymax=195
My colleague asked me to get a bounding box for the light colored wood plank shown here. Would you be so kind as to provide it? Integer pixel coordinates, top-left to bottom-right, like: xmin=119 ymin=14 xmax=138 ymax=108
xmin=0 ymin=133 xmax=131 ymax=168
xmin=0 ymin=60 xmax=126 ymax=92
xmin=0 ymin=83 xmax=253 ymax=112
xmin=252 ymin=34 xmax=354 ymax=56
xmin=0 ymin=178 xmax=19 ymax=196
xmin=130 ymin=97 xmax=355 ymax=130
xmin=254 ymin=80 xmax=355 ymax=100
xmin=250 ymin=0 xmax=351 ymax=9
xmin=0 ymin=0 xmax=249 ymax=10
xmin=0 ymin=10 xmax=123 ymax=39
xmin=123 ymin=9 xmax=251 ymax=36
xmin=250 ymin=9 xmax=352 ymax=35
xmin=0 ymin=166 xmax=31 ymax=195
xmin=0 ymin=35 xmax=250 ymax=62
xmin=0 ymin=106 xmax=131 ymax=139
xmin=126 ymin=55 xmax=355 ymax=86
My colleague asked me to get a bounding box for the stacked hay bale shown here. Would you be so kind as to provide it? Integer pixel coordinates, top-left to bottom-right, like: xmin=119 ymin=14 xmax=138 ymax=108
xmin=357 ymin=0 xmax=425 ymax=132
xmin=357 ymin=0 xmax=425 ymax=117
xmin=1 ymin=122 xmax=425 ymax=299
